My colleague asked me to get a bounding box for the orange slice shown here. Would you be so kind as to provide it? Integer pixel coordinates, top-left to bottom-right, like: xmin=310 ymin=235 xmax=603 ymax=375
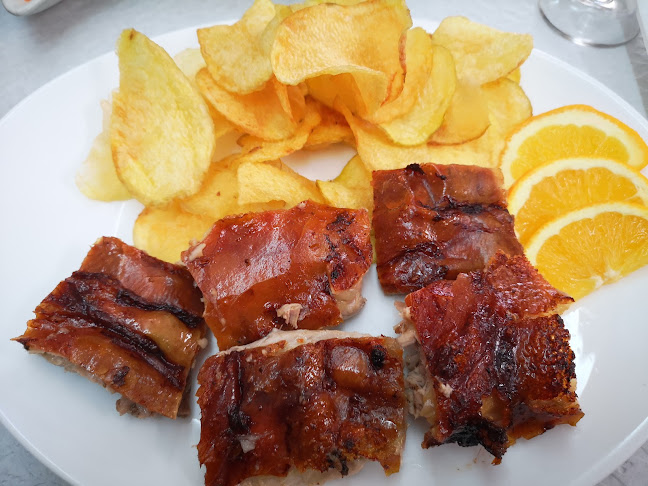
xmin=526 ymin=202 xmax=648 ymax=300
xmin=508 ymin=157 xmax=648 ymax=245
xmin=500 ymin=105 xmax=648 ymax=187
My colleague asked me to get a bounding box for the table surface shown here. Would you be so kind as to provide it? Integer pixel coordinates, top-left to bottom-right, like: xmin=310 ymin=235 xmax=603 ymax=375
xmin=1 ymin=0 xmax=647 ymax=485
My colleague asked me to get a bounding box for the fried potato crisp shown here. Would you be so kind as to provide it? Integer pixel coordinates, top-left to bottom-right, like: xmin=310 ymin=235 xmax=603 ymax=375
xmin=339 ymin=102 xmax=501 ymax=171
xmin=482 ymin=77 xmax=532 ymax=137
xmin=317 ymin=155 xmax=373 ymax=212
xmin=76 ymin=99 xmax=131 ymax=202
xmin=111 ymin=29 xmax=215 ymax=206
xmin=368 ymin=27 xmax=435 ymax=124
xmin=237 ymin=159 xmax=325 ymax=207
xmin=133 ymin=203 xmax=217 ymax=263
xmin=198 ymin=0 xmax=278 ymax=94
xmin=197 ymin=69 xmax=300 ymax=140
xmin=173 ymin=48 xmax=235 ymax=141
xmin=179 ymin=154 xmax=286 ymax=220
xmin=271 ymin=0 xmax=412 ymax=116
xmin=236 ymin=98 xmax=322 ymax=157
xmin=378 ymin=40 xmax=456 ymax=146
xmin=431 ymin=16 xmax=533 ymax=85
xmin=304 ymin=102 xmax=355 ymax=149
xmin=430 ymin=80 xmax=490 ymax=145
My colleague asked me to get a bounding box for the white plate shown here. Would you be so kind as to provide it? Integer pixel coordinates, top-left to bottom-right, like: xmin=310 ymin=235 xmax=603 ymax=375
xmin=1 ymin=19 xmax=648 ymax=486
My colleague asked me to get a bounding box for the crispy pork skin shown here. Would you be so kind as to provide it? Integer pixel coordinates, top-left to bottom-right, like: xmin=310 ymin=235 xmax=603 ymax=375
xmin=182 ymin=201 xmax=372 ymax=350
xmin=197 ymin=330 xmax=406 ymax=486
xmin=398 ymin=253 xmax=583 ymax=462
xmin=13 ymin=237 xmax=206 ymax=419
xmin=372 ymin=163 xmax=524 ymax=294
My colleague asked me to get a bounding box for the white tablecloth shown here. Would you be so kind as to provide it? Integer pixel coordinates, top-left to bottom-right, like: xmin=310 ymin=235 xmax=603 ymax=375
xmin=1 ymin=0 xmax=647 ymax=485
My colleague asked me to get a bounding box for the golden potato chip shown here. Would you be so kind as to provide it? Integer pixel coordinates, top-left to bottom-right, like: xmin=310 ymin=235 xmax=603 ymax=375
xmin=369 ymin=27 xmax=434 ymax=124
xmin=507 ymin=67 xmax=521 ymax=83
xmin=378 ymin=43 xmax=456 ymax=146
xmin=271 ymin=0 xmax=411 ymax=116
xmin=339 ymin=101 xmax=501 ymax=170
xmin=273 ymin=77 xmax=307 ymax=123
xmin=133 ymin=203 xmax=216 ymax=263
xmin=303 ymin=0 xmax=370 ymax=5
xmin=76 ymin=99 xmax=132 ymax=202
xmin=179 ymin=155 xmax=241 ymax=218
xmin=431 ymin=16 xmax=533 ymax=85
xmin=237 ymin=159 xmax=325 ymax=207
xmin=306 ymin=73 xmax=370 ymax=116
xmin=172 ymin=48 xmax=235 ymax=142
xmin=111 ymin=29 xmax=215 ymax=207
xmin=317 ymin=155 xmax=373 ymax=211
xmin=198 ymin=0 xmax=277 ymax=94
xmin=430 ymin=80 xmax=490 ymax=144
xmin=237 ymin=100 xmax=322 ymax=158
xmin=179 ymin=154 xmax=285 ymax=219
xmin=482 ymin=77 xmax=532 ymax=137
xmin=197 ymin=69 xmax=298 ymax=140
xmin=173 ymin=48 xmax=206 ymax=82
xmin=304 ymin=102 xmax=355 ymax=149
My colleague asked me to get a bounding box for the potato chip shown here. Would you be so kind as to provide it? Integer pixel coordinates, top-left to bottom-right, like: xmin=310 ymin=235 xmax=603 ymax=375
xmin=197 ymin=69 xmax=298 ymax=140
xmin=306 ymin=74 xmax=370 ymax=116
xmin=179 ymin=155 xmax=241 ymax=218
xmin=317 ymin=155 xmax=373 ymax=211
xmin=133 ymin=203 xmax=216 ymax=263
xmin=430 ymin=80 xmax=490 ymax=144
xmin=179 ymin=154 xmax=285 ymax=219
xmin=198 ymin=0 xmax=277 ymax=94
xmin=273 ymin=77 xmax=307 ymax=123
xmin=237 ymin=100 xmax=322 ymax=158
xmin=111 ymin=29 xmax=215 ymax=207
xmin=507 ymin=67 xmax=521 ymax=83
xmin=173 ymin=48 xmax=235 ymax=142
xmin=237 ymin=159 xmax=325 ymax=207
xmin=482 ymin=77 xmax=532 ymax=137
xmin=173 ymin=48 xmax=206 ymax=82
xmin=431 ymin=16 xmax=533 ymax=85
xmin=304 ymin=102 xmax=355 ymax=149
xmin=302 ymin=0 xmax=370 ymax=5
xmin=76 ymin=99 xmax=132 ymax=202
xmin=339 ymin=101 xmax=501 ymax=170
xmin=368 ymin=27 xmax=434 ymax=124
xmin=271 ymin=0 xmax=412 ymax=116
xmin=378 ymin=42 xmax=456 ymax=146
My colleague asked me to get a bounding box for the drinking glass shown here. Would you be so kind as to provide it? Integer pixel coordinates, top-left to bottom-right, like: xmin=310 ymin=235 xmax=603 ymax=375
xmin=539 ymin=0 xmax=640 ymax=46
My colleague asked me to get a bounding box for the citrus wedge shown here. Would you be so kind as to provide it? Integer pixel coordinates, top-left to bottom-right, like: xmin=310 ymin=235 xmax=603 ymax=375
xmin=500 ymin=104 xmax=648 ymax=187
xmin=526 ymin=202 xmax=648 ymax=300
xmin=509 ymin=157 xmax=648 ymax=244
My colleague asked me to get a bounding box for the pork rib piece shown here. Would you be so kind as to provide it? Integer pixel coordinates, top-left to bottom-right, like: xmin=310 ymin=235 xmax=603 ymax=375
xmin=397 ymin=252 xmax=583 ymax=462
xmin=183 ymin=200 xmax=372 ymax=350
xmin=13 ymin=237 xmax=206 ymax=419
xmin=372 ymin=163 xmax=524 ymax=294
xmin=197 ymin=330 xmax=406 ymax=486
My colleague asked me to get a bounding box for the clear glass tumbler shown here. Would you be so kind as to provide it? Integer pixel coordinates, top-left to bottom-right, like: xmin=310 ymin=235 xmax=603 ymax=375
xmin=539 ymin=0 xmax=640 ymax=46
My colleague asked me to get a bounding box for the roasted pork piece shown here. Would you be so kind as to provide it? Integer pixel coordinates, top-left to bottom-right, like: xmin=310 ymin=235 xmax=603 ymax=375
xmin=372 ymin=163 xmax=524 ymax=294
xmin=396 ymin=252 xmax=583 ymax=462
xmin=13 ymin=237 xmax=206 ymax=419
xmin=183 ymin=200 xmax=372 ymax=350
xmin=197 ymin=330 xmax=406 ymax=486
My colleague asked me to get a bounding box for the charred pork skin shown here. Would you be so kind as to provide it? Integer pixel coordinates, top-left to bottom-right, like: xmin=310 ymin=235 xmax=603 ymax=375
xmin=372 ymin=163 xmax=524 ymax=294
xmin=182 ymin=200 xmax=372 ymax=350
xmin=13 ymin=237 xmax=206 ymax=419
xmin=396 ymin=252 xmax=583 ymax=462
xmin=196 ymin=330 xmax=406 ymax=486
